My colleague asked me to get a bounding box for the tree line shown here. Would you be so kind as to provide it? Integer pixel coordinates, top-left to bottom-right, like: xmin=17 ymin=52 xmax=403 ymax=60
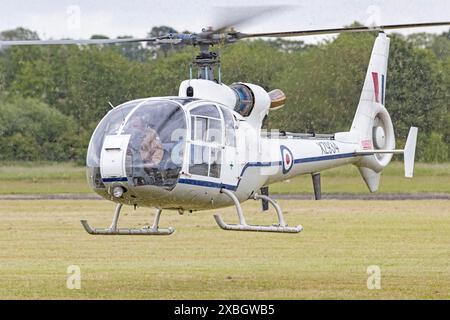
xmin=0 ymin=25 xmax=449 ymax=163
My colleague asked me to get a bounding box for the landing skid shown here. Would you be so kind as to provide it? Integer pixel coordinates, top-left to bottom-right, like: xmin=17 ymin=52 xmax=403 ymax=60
xmin=80 ymin=204 xmax=174 ymax=236
xmin=214 ymin=189 xmax=303 ymax=233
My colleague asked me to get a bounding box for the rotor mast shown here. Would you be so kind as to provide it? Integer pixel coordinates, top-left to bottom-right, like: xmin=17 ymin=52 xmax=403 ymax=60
xmin=190 ymin=42 xmax=222 ymax=83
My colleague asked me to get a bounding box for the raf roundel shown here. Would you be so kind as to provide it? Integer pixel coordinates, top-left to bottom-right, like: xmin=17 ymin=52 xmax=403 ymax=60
xmin=280 ymin=145 xmax=294 ymax=174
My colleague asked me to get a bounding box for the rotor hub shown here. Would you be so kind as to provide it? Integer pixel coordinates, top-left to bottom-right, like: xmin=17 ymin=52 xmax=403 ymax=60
xmin=190 ymin=44 xmax=222 ymax=82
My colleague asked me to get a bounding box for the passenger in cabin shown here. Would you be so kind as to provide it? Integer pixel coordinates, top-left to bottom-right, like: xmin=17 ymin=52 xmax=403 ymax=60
xmin=126 ymin=116 xmax=164 ymax=182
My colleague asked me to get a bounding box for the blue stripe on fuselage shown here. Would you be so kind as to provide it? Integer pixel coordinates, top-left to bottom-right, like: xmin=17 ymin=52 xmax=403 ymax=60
xmin=293 ymin=152 xmax=356 ymax=164
xmin=178 ymin=152 xmax=356 ymax=190
xmin=177 ymin=178 xmax=237 ymax=190
xmin=102 ymin=177 xmax=128 ymax=183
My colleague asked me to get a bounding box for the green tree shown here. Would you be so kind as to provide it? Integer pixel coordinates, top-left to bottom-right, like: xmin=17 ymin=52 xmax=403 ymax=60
xmin=113 ymin=36 xmax=149 ymax=62
xmin=387 ymin=34 xmax=447 ymax=139
xmin=221 ymin=39 xmax=289 ymax=91
xmin=439 ymin=56 xmax=450 ymax=156
xmin=430 ymin=31 xmax=450 ymax=60
xmin=0 ymin=27 xmax=39 ymax=41
xmin=0 ymin=25 xmax=448 ymax=162
xmin=142 ymin=46 xmax=193 ymax=96
xmin=148 ymin=26 xmax=179 ymax=58
xmin=64 ymin=47 xmax=137 ymax=128
xmin=0 ymin=96 xmax=80 ymax=161
xmin=269 ymin=32 xmax=375 ymax=133
xmin=0 ymin=28 xmax=43 ymax=87
xmin=417 ymin=132 xmax=449 ymax=163
xmin=0 ymin=58 xmax=5 ymax=93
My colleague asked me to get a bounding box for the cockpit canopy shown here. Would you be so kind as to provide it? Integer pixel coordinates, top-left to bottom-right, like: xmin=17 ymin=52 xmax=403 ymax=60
xmin=87 ymin=98 xmax=238 ymax=200
xmin=87 ymin=99 xmax=187 ymax=190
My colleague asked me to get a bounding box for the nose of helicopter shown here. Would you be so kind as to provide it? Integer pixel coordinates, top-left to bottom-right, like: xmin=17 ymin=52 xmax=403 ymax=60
xmin=99 ymin=132 xmax=185 ymax=193
xmin=86 ymin=99 xmax=187 ymax=203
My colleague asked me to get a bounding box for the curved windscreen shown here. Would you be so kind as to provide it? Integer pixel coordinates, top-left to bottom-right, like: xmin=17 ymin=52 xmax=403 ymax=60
xmin=86 ymin=101 xmax=139 ymax=189
xmin=87 ymin=100 xmax=187 ymax=190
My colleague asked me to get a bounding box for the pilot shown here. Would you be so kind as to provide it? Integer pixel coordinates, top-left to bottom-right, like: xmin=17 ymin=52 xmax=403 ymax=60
xmin=127 ymin=116 xmax=164 ymax=173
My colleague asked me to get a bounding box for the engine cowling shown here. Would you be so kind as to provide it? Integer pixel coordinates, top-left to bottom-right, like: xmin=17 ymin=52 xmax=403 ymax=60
xmin=178 ymin=79 xmax=272 ymax=128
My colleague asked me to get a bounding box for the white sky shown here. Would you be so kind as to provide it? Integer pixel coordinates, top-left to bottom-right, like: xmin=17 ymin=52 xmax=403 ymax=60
xmin=0 ymin=0 xmax=449 ymax=43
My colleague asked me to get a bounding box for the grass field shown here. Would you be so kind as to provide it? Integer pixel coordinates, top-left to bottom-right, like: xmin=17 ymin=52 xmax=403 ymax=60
xmin=0 ymin=162 xmax=90 ymax=194
xmin=0 ymin=199 xmax=449 ymax=299
xmin=0 ymin=162 xmax=449 ymax=195
xmin=272 ymin=162 xmax=450 ymax=194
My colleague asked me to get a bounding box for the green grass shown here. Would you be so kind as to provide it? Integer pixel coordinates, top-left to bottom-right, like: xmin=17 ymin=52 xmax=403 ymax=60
xmin=0 ymin=161 xmax=449 ymax=195
xmin=0 ymin=200 xmax=448 ymax=299
xmin=271 ymin=162 xmax=450 ymax=194
xmin=0 ymin=162 xmax=91 ymax=194
xmin=0 ymin=162 xmax=86 ymax=180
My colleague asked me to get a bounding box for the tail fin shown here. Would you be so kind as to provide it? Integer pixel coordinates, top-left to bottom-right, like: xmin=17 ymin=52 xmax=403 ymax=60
xmin=351 ymin=33 xmax=394 ymax=192
xmin=351 ymin=32 xmax=391 ymax=142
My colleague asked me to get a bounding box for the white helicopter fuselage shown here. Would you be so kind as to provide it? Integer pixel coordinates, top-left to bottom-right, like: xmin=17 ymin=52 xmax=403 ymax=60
xmin=88 ymin=80 xmax=363 ymax=212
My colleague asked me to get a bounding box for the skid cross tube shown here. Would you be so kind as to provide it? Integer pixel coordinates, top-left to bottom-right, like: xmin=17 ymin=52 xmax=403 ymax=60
xmin=213 ymin=188 xmax=303 ymax=233
xmin=81 ymin=204 xmax=174 ymax=235
xmin=252 ymin=193 xmax=286 ymax=226
xmin=109 ymin=203 xmax=122 ymax=231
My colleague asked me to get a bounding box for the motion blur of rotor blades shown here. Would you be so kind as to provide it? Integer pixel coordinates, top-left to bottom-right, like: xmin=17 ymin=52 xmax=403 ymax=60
xmin=0 ymin=36 xmax=177 ymax=46
xmin=207 ymin=5 xmax=294 ymax=34
xmin=239 ymin=21 xmax=450 ymax=39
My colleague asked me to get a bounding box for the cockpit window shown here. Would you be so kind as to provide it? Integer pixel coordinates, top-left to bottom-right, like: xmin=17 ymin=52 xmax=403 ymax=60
xmin=104 ymin=102 xmax=141 ymax=135
xmin=121 ymin=101 xmax=185 ymax=144
xmin=220 ymin=107 xmax=236 ymax=147
xmin=88 ymin=102 xmax=138 ymax=164
xmin=190 ymin=105 xmax=222 ymax=144
xmin=190 ymin=104 xmax=220 ymax=118
xmin=121 ymin=101 xmax=186 ymax=188
xmin=188 ymin=104 xmax=223 ymax=178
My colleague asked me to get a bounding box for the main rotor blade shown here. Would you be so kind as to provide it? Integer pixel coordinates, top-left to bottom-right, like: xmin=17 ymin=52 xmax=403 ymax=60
xmin=0 ymin=37 xmax=168 ymax=46
xmin=209 ymin=5 xmax=293 ymax=34
xmin=239 ymin=21 xmax=450 ymax=39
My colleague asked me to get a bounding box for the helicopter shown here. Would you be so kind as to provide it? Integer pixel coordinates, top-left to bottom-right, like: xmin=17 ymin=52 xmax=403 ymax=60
xmin=2 ymin=17 xmax=449 ymax=236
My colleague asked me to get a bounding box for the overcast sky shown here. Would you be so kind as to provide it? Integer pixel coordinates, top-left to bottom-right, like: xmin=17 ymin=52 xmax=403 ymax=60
xmin=0 ymin=0 xmax=449 ymax=43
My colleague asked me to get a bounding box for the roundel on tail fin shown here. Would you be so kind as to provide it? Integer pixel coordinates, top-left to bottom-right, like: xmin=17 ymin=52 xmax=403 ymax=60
xmin=280 ymin=145 xmax=294 ymax=174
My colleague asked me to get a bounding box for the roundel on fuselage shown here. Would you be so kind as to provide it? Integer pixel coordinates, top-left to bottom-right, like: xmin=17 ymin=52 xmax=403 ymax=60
xmin=280 ymin=145 xmax=294 ymax=174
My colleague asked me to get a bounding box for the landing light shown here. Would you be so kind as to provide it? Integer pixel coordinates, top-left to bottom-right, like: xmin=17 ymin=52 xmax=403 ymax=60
xmin=112 ymin=186 xmax=125 ymax=198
